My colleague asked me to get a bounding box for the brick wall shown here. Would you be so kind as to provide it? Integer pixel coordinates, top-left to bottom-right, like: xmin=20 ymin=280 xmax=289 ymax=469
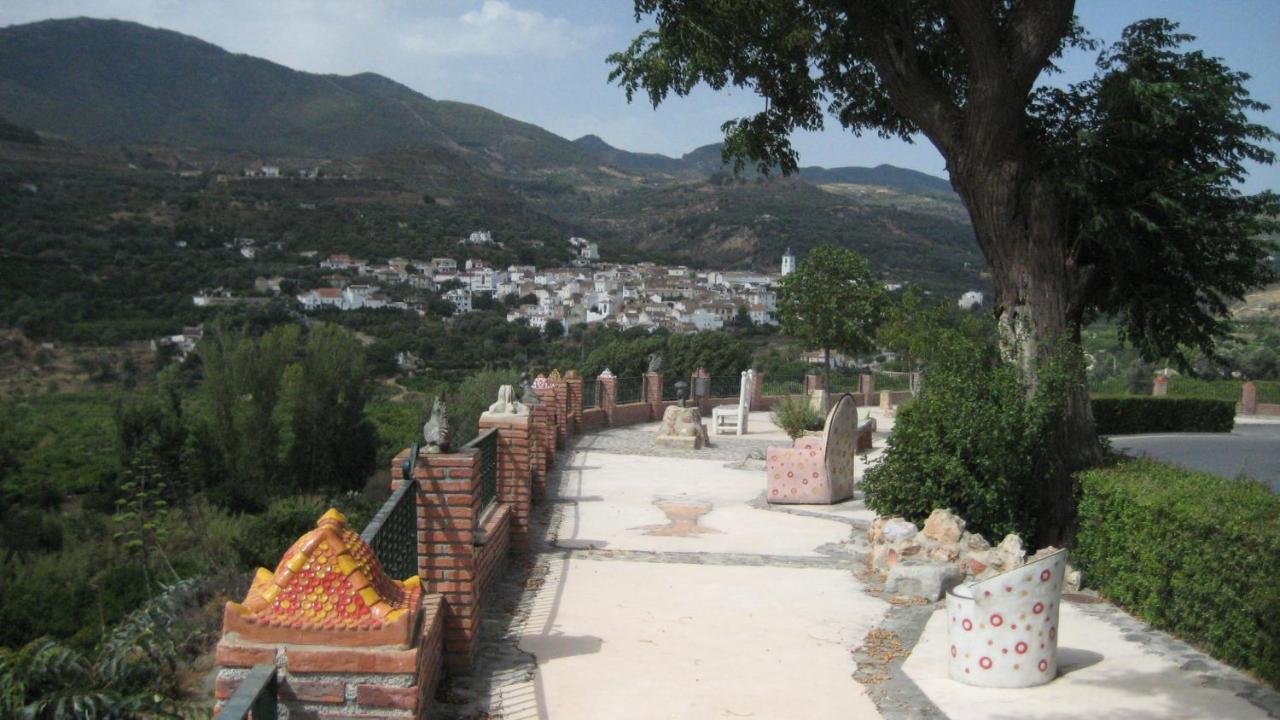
xmin=579 ymin=407 xmax=607 ymax=432
xmin=478 ymin=414 xmax=534 ymax=551
xmin=611 ymin=402 xmax=653 ymax=426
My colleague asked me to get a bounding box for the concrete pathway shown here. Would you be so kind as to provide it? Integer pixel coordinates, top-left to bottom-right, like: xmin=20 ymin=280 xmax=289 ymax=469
xmin=436 ymin=410 xmax=1279 ymax=720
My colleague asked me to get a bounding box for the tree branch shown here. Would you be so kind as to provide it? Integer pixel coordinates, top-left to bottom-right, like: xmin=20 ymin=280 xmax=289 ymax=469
xmin=1006 ymin=0 xmax=1077 ymax=93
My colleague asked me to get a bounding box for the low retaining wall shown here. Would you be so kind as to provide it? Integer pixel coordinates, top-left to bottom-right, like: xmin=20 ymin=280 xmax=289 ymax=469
xmin=611 ymin=401 xmax=653 ymax=427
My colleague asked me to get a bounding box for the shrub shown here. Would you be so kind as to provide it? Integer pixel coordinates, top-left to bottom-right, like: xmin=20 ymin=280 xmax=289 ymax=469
xmin=1091 ymin=396 xmax=1234 ymax=434
xmin=770 ymin=396 xmax=824 ymax=440
xmin=862 ymin=339 xmax=1079 ymax=540
xmin=1076 ymin=459 xmax=1280 ymax=686
xmin=449 ymin=369 xmax=521 ymax=446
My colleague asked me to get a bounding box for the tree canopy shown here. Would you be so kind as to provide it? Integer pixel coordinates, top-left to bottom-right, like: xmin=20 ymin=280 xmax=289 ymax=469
xmin=775 ymin=244 xmax=886 ymax=368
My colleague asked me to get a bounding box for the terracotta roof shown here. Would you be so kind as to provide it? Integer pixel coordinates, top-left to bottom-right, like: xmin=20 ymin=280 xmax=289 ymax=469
xmin=222 ymin=509 xmax=422 ymax=646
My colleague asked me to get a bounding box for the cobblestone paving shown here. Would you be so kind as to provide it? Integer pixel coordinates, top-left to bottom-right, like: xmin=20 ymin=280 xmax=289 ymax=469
xmin=435 ymin=435 xmax=1280 ymax=720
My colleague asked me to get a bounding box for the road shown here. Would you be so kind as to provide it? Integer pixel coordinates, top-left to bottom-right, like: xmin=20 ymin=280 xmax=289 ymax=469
xmin=1108 ymin=421 xmax=1280 ymax=492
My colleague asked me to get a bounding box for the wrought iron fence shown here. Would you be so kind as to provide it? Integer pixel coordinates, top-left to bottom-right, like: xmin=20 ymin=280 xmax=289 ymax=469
xmin=875 ymin=371 xmax=912 ymax=391
xmin=708 ymin=374 xmax=742 ymax=398
xmin=662 ymin=375 xmax=686 ymax=402
xmin=221 ymin=664 xmax=278 ymax=720
xmin=467 ymin=428 xmax=499 ymax=517
xmin=360 ymin=442 xmax=420 ymax=581
xmin=581 ymin=378 xmax=599 ymax=409
xmin=615 ymin=376 xmax=644 ymax=405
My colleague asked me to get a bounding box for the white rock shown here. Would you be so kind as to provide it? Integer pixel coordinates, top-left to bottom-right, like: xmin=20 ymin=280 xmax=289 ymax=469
xmin=885 ymin=560 xmax=965 ymax=601
xmin=883 ymin=518 xmax=919 ymax=543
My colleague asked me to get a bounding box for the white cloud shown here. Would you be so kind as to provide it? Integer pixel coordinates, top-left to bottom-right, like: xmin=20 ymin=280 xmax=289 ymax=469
xmin=397 ymin=1 xmax=603 ymax=58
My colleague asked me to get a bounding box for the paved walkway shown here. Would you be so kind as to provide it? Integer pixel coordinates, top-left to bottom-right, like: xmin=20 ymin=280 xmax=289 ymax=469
xmin=437 ymin=411 xmax=1280 ymax=720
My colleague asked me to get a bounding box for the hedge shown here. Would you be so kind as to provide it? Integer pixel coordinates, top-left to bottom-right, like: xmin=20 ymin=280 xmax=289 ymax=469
xmin=1091 ymin=396 xmax=1235 ymax=434
xmin=1076 ymin=459 xmax=1280 ymax=687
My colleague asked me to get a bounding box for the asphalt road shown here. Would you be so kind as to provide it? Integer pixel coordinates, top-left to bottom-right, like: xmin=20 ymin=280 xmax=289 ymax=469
xmin=1108 ymin=422 xmax=1280 ymax=492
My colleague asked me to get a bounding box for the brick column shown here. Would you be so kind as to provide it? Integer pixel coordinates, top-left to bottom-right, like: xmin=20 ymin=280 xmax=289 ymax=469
xmin=406 ymin=449 xmax=482 ymax=671
xmin=529 ymin=403 xmax=555 ymax=494
xmin=859 ymin=373 xmax=875 ymax=406
xmin=1153 ymin=375 xmax=1168 ymax=396
xmin=550 ymin=369 xmax=569 ymax=449
xmin=599 ymin=371 xmax=618 ymax=426
xmin=645 ymin=371 xmax=663 ymax=416
xmin=478 ymin=412 xmax=533 ymax=551
xmin=1242 ymin=381 xmax=1258 ymax=415
xmin=750 ymin=370 xmax=765 ymax=408
xmin=804 ymin=371 xmax=826 ymax=394
xmin=565 ymin=369 xmax=584 ymax=433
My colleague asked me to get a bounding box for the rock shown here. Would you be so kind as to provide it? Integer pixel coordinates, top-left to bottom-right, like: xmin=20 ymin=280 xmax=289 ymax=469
xmin=1028 ymin=544 xmax=1060 ymax=562
xmin=929 ymin=544 xmax=959 ymax=563
xmin=899 ymin=541 xmax=922 ymax=557
xmin=962 ymin=557 xmax=988 ymax=576
xmin=871 ymin=544 xmax=901 ymax=571
xmin=868 ymin=517 xmax=887 ymax=544
xmin=960 ymin=532 xmax=990 ymax=552
xmin=885 ymin=560 xmax=965 ymax=601
xmin=883 ymin=518 xmax=918 ymax=543
xmin=1066 ymin=565 xmax=1082 ymax=591
xmin=922 ymin=508 xmax=966 ymax=544
xmin=997 ymin=533 xmax=1025 ymax=558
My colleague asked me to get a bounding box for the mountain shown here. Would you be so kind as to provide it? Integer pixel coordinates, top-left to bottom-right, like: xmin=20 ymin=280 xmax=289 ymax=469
xmin=0 ymin=17 xmax=981 ymax=290
xmin=0 ymin=18 xmax=595 ymax=172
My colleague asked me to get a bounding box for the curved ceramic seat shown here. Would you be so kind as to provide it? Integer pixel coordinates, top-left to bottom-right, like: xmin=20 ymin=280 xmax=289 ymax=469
xmin=946 ymin=549 xmax=1069 ymax=688
xmin=765 ymin=394 xmax=857 ymax=504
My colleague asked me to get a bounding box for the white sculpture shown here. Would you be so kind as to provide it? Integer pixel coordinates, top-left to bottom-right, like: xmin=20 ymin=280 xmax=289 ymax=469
xmin=487 ymin=385 xmax=528 ymax=415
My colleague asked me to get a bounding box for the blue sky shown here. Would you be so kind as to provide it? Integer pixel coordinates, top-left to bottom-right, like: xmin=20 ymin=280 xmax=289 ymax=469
xmin=3 ymin=1 xmax=1277 ymax=191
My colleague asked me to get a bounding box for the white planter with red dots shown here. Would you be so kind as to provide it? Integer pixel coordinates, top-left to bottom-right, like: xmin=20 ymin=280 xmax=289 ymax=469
xmin=945 ymin=549 xmax=1069 ymax=688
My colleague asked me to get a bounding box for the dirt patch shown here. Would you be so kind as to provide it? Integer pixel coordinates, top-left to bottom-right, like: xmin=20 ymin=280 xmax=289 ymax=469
xmin=635 ymin=498 xmax=721 ymax=537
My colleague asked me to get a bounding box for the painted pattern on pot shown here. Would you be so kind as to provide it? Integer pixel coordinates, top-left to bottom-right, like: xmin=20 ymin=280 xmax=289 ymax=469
xmin=946 ymin=549 xmax=1068 ymax=688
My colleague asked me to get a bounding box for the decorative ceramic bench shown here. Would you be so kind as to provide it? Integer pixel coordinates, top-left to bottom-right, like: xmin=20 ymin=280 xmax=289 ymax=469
xmin=946 ymin=549 xmax=1069 ymax=687
xmin=765 ymin=394 xmax=858 ymax=504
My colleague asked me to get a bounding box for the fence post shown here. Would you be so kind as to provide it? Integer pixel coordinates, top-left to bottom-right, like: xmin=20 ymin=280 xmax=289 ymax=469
xmin=478 ymin=410 xmax=533 ymax=552
xmin=1242 ymin=381 xmax=1258 ymax=415
xmin=599 ymin=369 xmax=617 ymax=426
xmin=397 ymin=445 xmax=485 ymax=671
xmin=1153 ymin=375 xmax=1169 ymax=396
xmin=805 ymin=370 xmax=826 ymax=394
xmin=645 ymin=371 xmax=663 ymax=418
xmin=565 ymin=369 xmax=584 ymax=433
xmin=550 ymin=369 xmax=569 ymax=449
xmin=859 ymin=373 xmax=875 ymax=406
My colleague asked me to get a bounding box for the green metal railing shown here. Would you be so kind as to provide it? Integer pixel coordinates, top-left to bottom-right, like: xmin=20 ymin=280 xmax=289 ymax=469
xmin=467 ymin=428 xmax=499 ymax=518
xmin=615 ymin=376 xmax=644 ymax=404
xmin=662 ymin=375 xmax=685 ymax=402
xmin=708 ymin=374 xmax=742 ymax=398
xmin=360 ymin=442 xmax=420 ymax=581
xmin=221 ymin=664 xmax=278 ymax=720
xmin=581 ymin=378 xmax=599 ymax=408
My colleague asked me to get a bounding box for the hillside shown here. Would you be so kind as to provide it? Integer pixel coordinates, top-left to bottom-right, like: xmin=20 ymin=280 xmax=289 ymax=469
xmin=0 ymin=17 xmax=983 ymax=292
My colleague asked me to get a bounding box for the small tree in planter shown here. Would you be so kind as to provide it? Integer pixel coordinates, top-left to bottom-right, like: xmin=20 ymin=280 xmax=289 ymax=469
xmin=771 ymin=396 xmax=825 ymax=440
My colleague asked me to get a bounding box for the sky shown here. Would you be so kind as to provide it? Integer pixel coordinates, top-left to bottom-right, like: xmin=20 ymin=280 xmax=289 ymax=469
xmin=2 ymin=0 xmax=1278 ymax=191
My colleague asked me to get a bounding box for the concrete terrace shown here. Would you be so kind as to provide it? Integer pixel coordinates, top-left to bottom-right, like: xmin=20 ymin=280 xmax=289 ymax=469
xmin=438 ymin=410 xmax=1280 ymax=720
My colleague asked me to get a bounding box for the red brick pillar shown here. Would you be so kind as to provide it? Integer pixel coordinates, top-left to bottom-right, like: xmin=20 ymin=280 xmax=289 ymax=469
xmin=751 ymin=370 xmax=765 ymax=409
xmin=533 ymin=374 xmax=558 ymax=485
xmin=693 ymin=367 xmax=710 ymax=414
xmin=565 ymin=369 xmax=584 ymax=433
xmin=859 ymin=373 xmax=875 ymax=406
xmin=397 ymin=447 xmax=487 ymax=671
xmin=805 ymin=371 xmax=826 ymax=394
xmin=645 ymin=371 xmax=663 ymax=418
xmin=1153 ymin=375 xmax=1168 ymax=396
xmin=550 ymin=369 xmax=569 ymax=449
xmin=478 ymin=412 xmax=533 ymax=552
xmin=1242 ymin=381 xmax=1258 ymax=415
xmin=599 ymin=371 xmax=618 ymax=426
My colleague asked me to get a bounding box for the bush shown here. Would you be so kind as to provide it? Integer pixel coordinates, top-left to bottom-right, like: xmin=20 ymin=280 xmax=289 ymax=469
xmin=770 ymin=396 xmax=824 ymax=440
xmin=862 ymin=339 xmax=1076 ymax=540
xmin=1076 ymin=459 xmax=1280 ymax=687
xmin=1091 ymin=396 xmax=1234 ymax=434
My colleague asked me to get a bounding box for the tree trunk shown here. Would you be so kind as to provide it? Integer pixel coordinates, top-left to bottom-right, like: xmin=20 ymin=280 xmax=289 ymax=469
xmin=953 ymin=160 xmax=1104 ymax=548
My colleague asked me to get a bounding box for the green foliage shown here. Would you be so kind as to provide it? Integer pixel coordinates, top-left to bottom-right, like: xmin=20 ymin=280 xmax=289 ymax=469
xmin=0 ymin=580 xmax=200 ymax=719
xmin=775 ymin=244 xmax=886 ymax=367
xmin=862 ymin=338 xmax=1084 ymax=541
xmin=1075 ymin=459 xmax=1280 ymax=686
xmin=770 ymin=396 xmax=824 ymax=440
xmin=1036 ymin=19 xmax=1279 ymax=366
xmin=581 ymin=330 xmax=751 ymax=380
xmin=1090 ymin=396 xmax=1235 ymax=434
xmin=878 ymin=286 xmax=995 ymax=372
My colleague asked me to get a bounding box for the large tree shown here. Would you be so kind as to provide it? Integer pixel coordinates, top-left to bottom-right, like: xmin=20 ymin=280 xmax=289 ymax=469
xmin=610 ymin=3 xmax=1277 ymax=543
xmin=776 ymin=244 xmax=886 ymax=369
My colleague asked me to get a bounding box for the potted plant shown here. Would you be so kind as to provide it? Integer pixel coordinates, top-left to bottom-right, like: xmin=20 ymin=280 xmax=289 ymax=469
xmin=770 ymin=395 xmax=825 ymax=440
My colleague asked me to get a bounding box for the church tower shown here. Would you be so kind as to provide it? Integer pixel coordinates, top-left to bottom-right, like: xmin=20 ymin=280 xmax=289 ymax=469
xmin=781 ymin=247 xmax=796 ymax=276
